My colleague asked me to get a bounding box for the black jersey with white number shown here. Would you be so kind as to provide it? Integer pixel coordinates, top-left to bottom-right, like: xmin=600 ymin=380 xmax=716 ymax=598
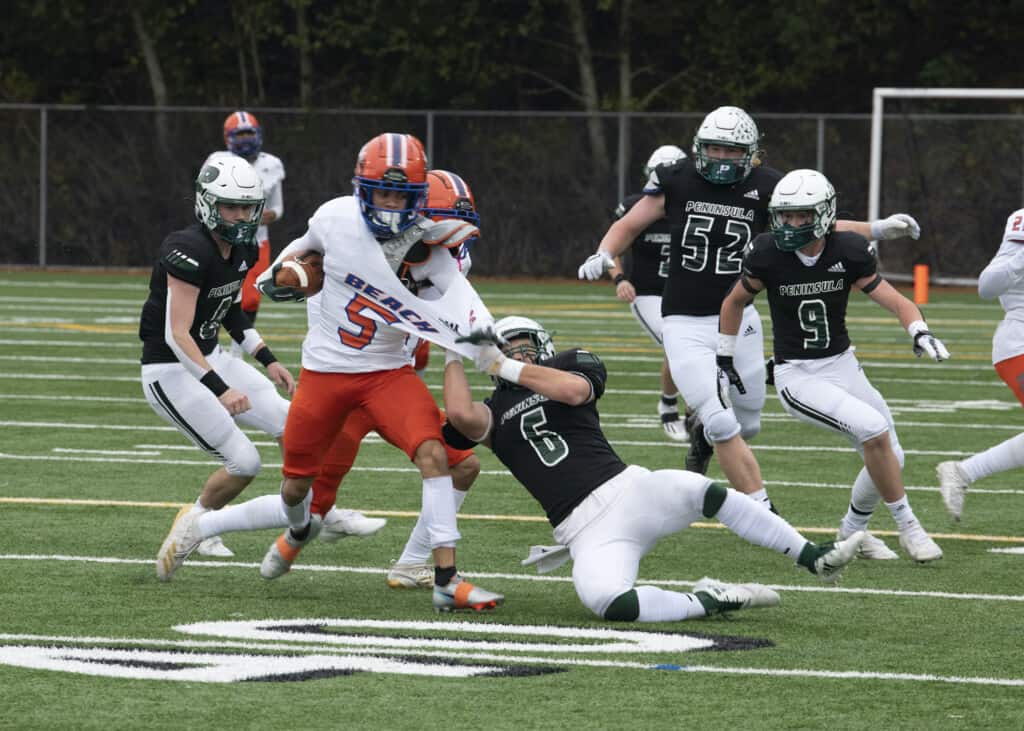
xmin=139 ymin=222 xmax=257 ymax=364
xmin=614 ymin=193 xmax=672 ymax=296
xmin=743 ymin=230 xmax=878 ymax=361
xmin=482 ymin=349 xmax=627 ymax=527
xmin=649 ymin=159 xmax=782 ymax=316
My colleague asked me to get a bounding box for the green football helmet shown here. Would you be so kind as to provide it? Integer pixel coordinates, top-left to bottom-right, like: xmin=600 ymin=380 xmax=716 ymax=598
xmin=692 ymin=106 xmax=760 ymax=184
xmin=768 ymin=169 xmax=837 ymax=252
xmin=194 ymin=152 xmax=265 ymax=248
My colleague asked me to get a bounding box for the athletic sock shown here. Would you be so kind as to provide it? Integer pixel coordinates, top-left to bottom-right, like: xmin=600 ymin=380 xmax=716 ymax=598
xmin=884 ymin=496 xmax=918 ymax=532
xmin=634 ymin=586 xmax=706 ymax=621
xmin=197 ymin=494 xmax=287 ymax=538
xmin=712 ymin=489 xmax=806 ymax=559
xmin=961 ymin=432 xmax=1024 ymax=484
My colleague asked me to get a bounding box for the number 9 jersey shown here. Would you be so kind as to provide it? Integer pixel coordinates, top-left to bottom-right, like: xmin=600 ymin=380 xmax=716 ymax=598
xmin=743 ymin=230 xmax=878 ymax=361
xmin=648 ymin=158 xmax=781 ymax=316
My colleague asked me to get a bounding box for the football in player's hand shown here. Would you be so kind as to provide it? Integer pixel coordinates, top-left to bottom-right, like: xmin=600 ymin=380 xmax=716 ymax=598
xmin=274 ymin=251 xmax=324 ymax=296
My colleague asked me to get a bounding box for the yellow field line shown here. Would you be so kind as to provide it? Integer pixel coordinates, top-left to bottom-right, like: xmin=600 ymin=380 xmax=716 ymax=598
xmin=4 ymin=496 xmax=1020 ymax=543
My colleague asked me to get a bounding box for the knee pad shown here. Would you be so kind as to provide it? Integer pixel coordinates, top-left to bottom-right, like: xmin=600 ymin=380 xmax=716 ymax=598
xmin=738 ymin=416 xmax=761 ymax=441
xmin=221 ymin=431 xmax=262 ymax=477
xmin=703 ymin=408 xmax=741 ymax=443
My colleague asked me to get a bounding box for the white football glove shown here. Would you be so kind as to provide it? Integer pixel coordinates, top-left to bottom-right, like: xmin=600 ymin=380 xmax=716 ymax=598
xmin=456 ymin=322 xmax=507 ymax=347
xmin=908 ymin=320 xmax=950 ymax=361
xmin=577 ymin=250 xmax=614 ymax=280
xmin=871 ymin=213 xmax=921 ymax=241
xmin=521 ymin=544 xmax=571 ymax=574
xmin=474 ymin=344 xmax=507 ymax=376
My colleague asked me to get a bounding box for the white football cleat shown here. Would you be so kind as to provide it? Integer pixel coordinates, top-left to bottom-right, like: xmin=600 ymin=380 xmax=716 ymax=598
xmin=386 ymin=562 xmax=434 ymax=589
xmin=692 ymin=576 xmax=780 ymax=613
xmin=936 ymin=460 xmax=969 ymax=521
xmin=156 ymin=507 xmax=203 ymax=582
xmin=320 ymin=509 xmax=387 ymax=542
xmin=196 ymin=535 xmax=235 ymax=558
xmin=898 ymin=521 xmax=943 ymax=563
xmin=838 ymin=529 xmax=898 ymax=560
xmin=812 ymin=530 xmax=866 ymax=583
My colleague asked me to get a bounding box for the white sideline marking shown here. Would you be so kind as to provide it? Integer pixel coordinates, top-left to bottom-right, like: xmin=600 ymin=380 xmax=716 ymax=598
xmin=3 ymin=553 xmax=1024 ymax=602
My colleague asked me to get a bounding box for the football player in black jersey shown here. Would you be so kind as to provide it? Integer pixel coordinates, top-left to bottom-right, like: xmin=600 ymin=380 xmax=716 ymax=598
xmin=441 ymin=316 xmax=868 ymax=622
xmin=718 ymin=169 xmax=947 ymax=563
xmin=605 ymin=145 xmax=692 ymax=442
xmin=580 ymin=105 xmax=922 ymax=515
xmin=145 ymin=154 xmax=296 ymax=580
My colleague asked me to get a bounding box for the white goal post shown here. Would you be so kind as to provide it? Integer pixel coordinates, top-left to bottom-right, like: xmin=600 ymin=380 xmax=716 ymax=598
xmin=869 ymin=87 xmax=1024 ymax=279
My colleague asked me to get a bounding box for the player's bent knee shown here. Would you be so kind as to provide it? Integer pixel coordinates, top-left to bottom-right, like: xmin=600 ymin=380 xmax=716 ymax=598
xmin=701 ymin=481 xmax=729 ymax=518
xmin=452 ymin=455 xmax=480 ymax=491
xmin=224 ymin=437 xmax=262 ymax=478
xmin=703 ymin=409 xmax=741 ymax=443
xmin=413 ymin=439 xmax=448 ymax=474
xmin=603 ymin=589 xmax=640 ymax=622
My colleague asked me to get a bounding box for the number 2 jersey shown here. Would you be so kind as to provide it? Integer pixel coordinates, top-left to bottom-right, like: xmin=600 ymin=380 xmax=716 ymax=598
xmin=445 ymin=349 xmax=627 ymax=527
xmin=742 ymin=230 xmax=879 ymax=361
xmin=139 ymin=222 xmax=257 ymax=364
xmin=645 ymin=158 xmax=782 ymax=316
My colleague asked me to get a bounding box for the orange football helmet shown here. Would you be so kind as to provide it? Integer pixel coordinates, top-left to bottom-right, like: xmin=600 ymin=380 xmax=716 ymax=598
xmin=352 ymin=133 xmax=429 ymax=238
xmin=423 ymin=170 xmax=480 ymax=260
xmin=223 ymin=111 xmax=262 ymax=158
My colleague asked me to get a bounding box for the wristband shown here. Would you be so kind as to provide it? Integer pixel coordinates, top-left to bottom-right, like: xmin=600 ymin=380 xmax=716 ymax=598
xmin=200 ymin=370 xmax=230 ymax=397
xmin=497 ymin=358 xmax=526 ymax=384
xmin=613 ymin=273 xmax=628 ymax=285
xmin=445 ymin=349 xmax=463 ymax=366
xmin=870 ymin=220 xmax=884 ymax=240
xmin=254 ymin=346 xmax=278 ymax=367
xmin=906 ymin=319 xmax=928 ymax=338
xmin=716 ymin=333 xmax=738 ymax=357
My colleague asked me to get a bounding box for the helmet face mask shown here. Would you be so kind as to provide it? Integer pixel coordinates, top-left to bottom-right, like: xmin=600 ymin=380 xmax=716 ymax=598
xmin=692 ymin=106 xmax=760 ymax=184
xmin=194 ymin=157 xmax=265 ymax=248
xmin=768 ymin=169 xmax=837 ymax=252
xmin=223 ymin=111 xmax=262 ymax=159
xmin=642 ymin=144 xmax=686 ymax=178
xmin=353 ymin=133 xmax=429 ymax=239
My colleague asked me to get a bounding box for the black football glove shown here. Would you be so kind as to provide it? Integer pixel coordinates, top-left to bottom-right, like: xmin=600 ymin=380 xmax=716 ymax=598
xmin=716 ymin=354 xmax=746 ymax=395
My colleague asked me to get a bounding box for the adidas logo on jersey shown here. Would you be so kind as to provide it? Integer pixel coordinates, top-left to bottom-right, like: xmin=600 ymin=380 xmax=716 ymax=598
xmin=743 ymin=189 xmax=760 ymax=200
xmin=238 ymin=261 xmax=249 ymax=272
xmin=742 ymin=324 xmax=757 ymax=336
xmin=827 ymin=262 xmax=846 ymax=273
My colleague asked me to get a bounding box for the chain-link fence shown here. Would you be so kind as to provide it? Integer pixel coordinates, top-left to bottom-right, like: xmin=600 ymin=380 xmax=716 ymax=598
xmin=3 ymin=105 xmax=1022 ymax=279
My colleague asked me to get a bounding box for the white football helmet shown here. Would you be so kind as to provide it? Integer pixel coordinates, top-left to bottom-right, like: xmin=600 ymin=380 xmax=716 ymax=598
xmin=642 ymin=144 xmax=686 ymax=178
xmin=692 ymin=106 xmax=760 ymax=184
xmin=195 ymin=155 xmax=264 ymax=248
xmin=496 ymin=316 xmax=556 ymax=363
xmin=768 ymin=169 xmax=837 ymax=251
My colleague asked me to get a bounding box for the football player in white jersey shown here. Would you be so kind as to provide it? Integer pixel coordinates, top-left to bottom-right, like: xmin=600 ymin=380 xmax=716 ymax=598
xmin=441 ymin=315 xmax=866 ymax=623
xmin=255 ymin=133 xmax=501 ymax=612
xmin=302 ymin=170 xmax=484 ymax=590
xmin=937 ymin=208 xmax=1024 ymax=520
xmin=222 ymin=111 xmax=285 ymax=340
xmin=605 ymin=144 xmax=692 ymax=441
xmin=719 ymin=169 xmax=946 ymax=562
xmin=147 ymin=155 xmax=298 ymax=581
xmin=579 ymin=106 xmax=922 ymax=516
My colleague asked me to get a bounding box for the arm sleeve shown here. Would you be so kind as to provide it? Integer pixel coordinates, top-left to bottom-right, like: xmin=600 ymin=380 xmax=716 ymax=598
xmin=223 ymin=300 xmax=255 ymax=343
xmin=441 ymin=420 xmax=478 ymax=450
xmin=265 ymin=179 xmax=284 ymax=221
xmin=978 ymin=247 xmax=1024 ymax=299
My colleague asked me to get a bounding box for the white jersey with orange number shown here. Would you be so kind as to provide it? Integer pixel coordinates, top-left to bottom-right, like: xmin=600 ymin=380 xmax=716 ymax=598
xmin=981 ymin=208 xmax=1024 ymax=363
xmin=299 ymin=196 xmax=466 ymax=373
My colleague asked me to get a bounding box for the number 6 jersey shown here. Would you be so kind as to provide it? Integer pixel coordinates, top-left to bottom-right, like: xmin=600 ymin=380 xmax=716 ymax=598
xmin=454 ymin=349 xmax=627 ymax=528
xmin=743 ymin=230 xmax=878 ymax=361
xmin=139 ymin=222 xmax=257 ymax=364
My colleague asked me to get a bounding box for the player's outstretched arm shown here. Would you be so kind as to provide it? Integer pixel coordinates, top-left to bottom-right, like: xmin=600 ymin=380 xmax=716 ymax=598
xmin=442 ymin=352 xmax=494 ymax=445
xmin=578 ymin=194 xmax=665 ymax=280
xmin=836 ymin=213 xmax=920 ymax=241
xmin=861 ymin=276 xmax=950 ymax=361
xmin=473 ymin=346 xmax=593 ymax=406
